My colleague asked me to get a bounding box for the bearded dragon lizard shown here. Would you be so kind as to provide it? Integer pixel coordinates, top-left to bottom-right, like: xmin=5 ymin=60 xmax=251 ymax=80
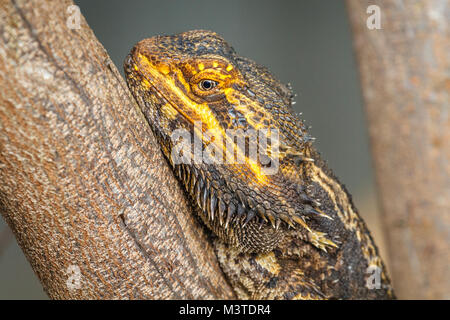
xmin=124 ymin=30 xmax=395 ymax=299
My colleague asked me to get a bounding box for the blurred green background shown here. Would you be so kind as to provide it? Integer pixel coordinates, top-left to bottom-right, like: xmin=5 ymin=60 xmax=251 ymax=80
xmin=0 ymin=0 xmax=386 ymax=299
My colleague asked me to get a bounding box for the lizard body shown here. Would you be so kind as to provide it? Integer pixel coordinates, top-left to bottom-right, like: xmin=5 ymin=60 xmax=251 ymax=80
xmin=124 ymin=30 xmax=395 ymax=299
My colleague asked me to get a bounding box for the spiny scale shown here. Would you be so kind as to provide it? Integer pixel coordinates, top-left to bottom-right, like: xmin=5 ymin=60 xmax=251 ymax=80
xmin=176 ymin=161 xmax=331 ymax=237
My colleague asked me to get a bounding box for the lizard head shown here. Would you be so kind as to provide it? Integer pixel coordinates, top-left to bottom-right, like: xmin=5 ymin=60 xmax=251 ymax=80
xmin=124 ymin=30 xmax=308 ymax=149
xmin=124 ymin=30 xmax=335 ymax=253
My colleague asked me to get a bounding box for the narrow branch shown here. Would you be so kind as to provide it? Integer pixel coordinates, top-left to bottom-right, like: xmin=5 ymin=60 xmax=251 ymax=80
xmin=347 ymin=0 xmax=449 ymax=299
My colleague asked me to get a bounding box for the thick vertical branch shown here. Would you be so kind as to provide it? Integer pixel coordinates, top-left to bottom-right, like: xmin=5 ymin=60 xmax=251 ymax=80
xmin=0 ymin=0 xmax=234 ymax=299
xmin=347 ymin=0 xmax=449 ymax=299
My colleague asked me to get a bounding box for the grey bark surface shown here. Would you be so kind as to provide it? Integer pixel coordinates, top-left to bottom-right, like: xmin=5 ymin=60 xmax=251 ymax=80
xmin=0 ymin=0 xmax=234 ymax=299
xmin=347 ymin=0 xmax=449 ymax=299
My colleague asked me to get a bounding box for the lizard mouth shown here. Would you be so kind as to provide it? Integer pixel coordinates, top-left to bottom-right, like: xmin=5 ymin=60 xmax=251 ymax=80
xmin=124 ymin=53 xmax=195 ymax=125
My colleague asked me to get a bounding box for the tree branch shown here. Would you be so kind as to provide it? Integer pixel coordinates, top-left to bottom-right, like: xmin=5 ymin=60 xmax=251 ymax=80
xmin=347 ymin=0 xmax=449 ymax=299
xmin=0 ymin=0 xmax=234 ymax=299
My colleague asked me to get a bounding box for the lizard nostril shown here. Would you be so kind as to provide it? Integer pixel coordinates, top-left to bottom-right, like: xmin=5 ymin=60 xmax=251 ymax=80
xmin=124 ymin=54 xmax=134 ymax=70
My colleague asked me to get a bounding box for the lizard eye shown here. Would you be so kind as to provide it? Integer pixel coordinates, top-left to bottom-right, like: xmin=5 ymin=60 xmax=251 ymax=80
xmin=198 ymin=79 xmax=218 ymax=91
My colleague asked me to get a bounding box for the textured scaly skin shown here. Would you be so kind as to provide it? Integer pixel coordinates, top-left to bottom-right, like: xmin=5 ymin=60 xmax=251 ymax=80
xmin=124 ymin=30 xmax=395 ymax=299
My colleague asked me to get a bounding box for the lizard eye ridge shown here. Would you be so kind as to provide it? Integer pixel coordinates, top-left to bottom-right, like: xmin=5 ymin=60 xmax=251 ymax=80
xmin=198 ymin=79 xmax=218 ymax=91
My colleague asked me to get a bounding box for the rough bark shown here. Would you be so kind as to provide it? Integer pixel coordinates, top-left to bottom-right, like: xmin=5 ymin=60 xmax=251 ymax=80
xmin=0 ymin=0 xmax=234 ymax=299
xmin=347 ymin=0 xmax=449 ymax=299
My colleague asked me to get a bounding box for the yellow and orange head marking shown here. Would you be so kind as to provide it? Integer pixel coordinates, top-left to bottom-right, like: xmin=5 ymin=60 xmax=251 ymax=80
xmin=131 ymin=49 xmax=270 ymax=184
